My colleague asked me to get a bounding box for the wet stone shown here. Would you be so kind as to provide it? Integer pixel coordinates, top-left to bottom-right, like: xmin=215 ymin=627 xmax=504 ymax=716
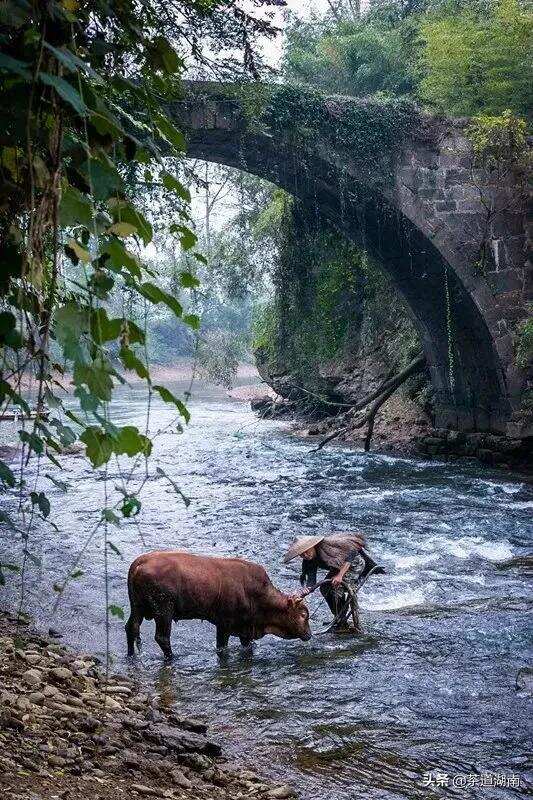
xmin=122 ymin=717 xmax=150 ymax=731
xmin=178 ymin=752 xmax=212 ymax=772
xmin=49 ymin=666 xmax=73 ymax=681
xmin=170 ymin=768 xmax=193 ymax=789
xmin=47 ymin=754 xmax=67 ymax=767
xmin=131 ymin=785 xmax=164 ymax=797
xmin=267 ymin=786 xmax=296 ymax=799
xmin=22 ymin=669 xmax=43 ymax=686
xmin=145 ymin=722 xmax=222 ymax=757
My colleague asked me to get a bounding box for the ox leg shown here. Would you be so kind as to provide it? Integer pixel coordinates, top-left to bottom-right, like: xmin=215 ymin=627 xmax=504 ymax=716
xmin=154 ymin=614 xmax=173 ymax=659
xmin=216 ymin=626 xmax=229 ymax=650
xmin=239 ymin=635 xmax=252 ymax=648
xmin=125 ymin=610 xmax=143 ymax=657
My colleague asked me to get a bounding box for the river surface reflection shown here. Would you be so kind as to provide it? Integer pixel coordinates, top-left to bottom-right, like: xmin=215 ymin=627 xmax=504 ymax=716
xmin=1 ymin=380 xmax=532 ymax=799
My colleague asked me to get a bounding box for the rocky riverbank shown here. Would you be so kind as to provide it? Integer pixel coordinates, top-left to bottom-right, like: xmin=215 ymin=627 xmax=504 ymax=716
xmin=251 ymin=397 xmax=532 ymax=474
xmin=0 ymin=612 xmax=295 ymax=800
xmin=252 ymin=343 xmax=532 ymax=472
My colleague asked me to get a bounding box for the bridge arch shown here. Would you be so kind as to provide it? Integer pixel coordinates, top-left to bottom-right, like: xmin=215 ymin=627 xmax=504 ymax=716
xmin=170 ymin=84 xmax=531 ymax=433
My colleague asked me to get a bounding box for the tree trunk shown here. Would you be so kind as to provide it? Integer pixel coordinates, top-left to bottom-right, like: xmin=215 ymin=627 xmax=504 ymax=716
xmin=315 ymin=354 xmax=426 ymax=451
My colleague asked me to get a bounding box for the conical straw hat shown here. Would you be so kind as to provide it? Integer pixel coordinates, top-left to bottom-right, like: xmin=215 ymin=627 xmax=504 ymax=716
xmin=283 ymin=535 xmax=324 ymax=563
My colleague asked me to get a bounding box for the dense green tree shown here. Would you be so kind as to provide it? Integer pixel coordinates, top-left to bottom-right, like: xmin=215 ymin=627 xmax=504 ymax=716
xmin=284 ymin=0 xmax=532 ymax=121
xmin=418 ymin=0 xmax=532 ymax=117
xmin=284 ymin=14 xmax=416 ymax=97
xmin=0 ymin=0 xmax=278 ymax=530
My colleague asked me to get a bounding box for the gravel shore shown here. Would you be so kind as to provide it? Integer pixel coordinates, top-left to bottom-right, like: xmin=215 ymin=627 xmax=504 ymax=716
xmin=0 ymin=612 xmax=295 ymax=800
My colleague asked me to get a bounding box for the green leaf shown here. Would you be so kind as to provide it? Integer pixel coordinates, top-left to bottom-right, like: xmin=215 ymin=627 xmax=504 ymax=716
xmin=19 ymin=430 xmax=44 ymax=455
xmin=54 ymin=301 xmax=89 ymax=361
xmin=156 ymin=466 xmax=190 ymax=507
xmin=59 ymin=186 xmax=94 ymax=227
xmin=149 ymin=36 xmax=183 ymax=74
xmin=169 ymin=224 xmax=197 ymax=251
xmin=123 ymin=320 xmax=145 ymax=345
xmin=183 ymin=313 xmax=200 ymax=330
xmin=73 ymin=361 xmax=113 ymax=401
xmin=102 ymin=509 xmax=121 ymax=526
xmin=30 ymin=491 xmax=50 ymax=518
xmin=71 ymin=569 xmax=84 ymax=579
xmin=48 ymin=421 xmax=76 ymax=449
xmin=0 ymin=562 xmax=20 ymax=588
xmin=0 ymin=53 xmax=31 ymax=79
xmin=67 ymin=238 xmax=92 ymax=263
xmin=8 ymin=388 xmax=31 ymax=415
xmin=107 ymin=541 xmax=122 ymax=556
xmin=0 ymin=461 xmax=16 ymax=488
xmin=153 ymin=385 xmax=190 ymax=423
xmin=108 ymin=199 xmax=152 ymax=245
xmin=80 ymin=427 xmax=113 ymax=468
xmin=39 ymin=72 xmax=86 ymax=115
xmin=102 ymin=238 xmax=142 ymax=279
xmin=120 ymin=495 xmax=141 ymax=518
xmin=0 ymin=509 xmax=21 ymax=531
xmin=45 ymin=473 xmax=69 ymax=492
xmin=74 ymin=386 xmax=100 ymax=413
xmin=43 ymin=388 xmax=62 ymax=410
xmin=90 ymin=307 xmax=123 ymax=344
xmin=108 ymin=221 xmax=137 ymax=238
xmin=45 ymin=444 xmax=62 ymax=468
xmin=43 ymin=42 xmax=102 ymax=82
xmin=119 ymin=345 xmax=149 ymax=380
xmin=65 ymin=409 xmax=83 ymax=426
xmin=161 ymin=171 xmax=191 ymax=202
xmin=82 ymin=156 xmax=124 ymax=201
xmin=139 ymin=282 xmax=182 ymax=318
xmin=108 ymin=604 xmax=124 ymax=620
xmin=154 ymin=112 xmax=186 ymax=151
xmin=113 ymin=426 xmax=152 ymax=458
xmin=179 ymin=271 xmax=200 ymax=289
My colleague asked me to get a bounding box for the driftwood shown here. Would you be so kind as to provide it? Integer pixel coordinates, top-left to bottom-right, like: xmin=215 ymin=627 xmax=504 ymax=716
xmin=314 ymin=354 xmax=426 ymax=452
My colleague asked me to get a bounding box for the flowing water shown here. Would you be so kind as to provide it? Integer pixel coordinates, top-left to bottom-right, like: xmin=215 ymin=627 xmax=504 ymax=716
xmin=1 ymin=381 xmax=532 ymax=799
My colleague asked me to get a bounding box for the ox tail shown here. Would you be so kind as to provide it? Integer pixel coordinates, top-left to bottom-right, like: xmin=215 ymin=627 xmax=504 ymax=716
xmin=126 ymin=563 xmax=152 ymax=655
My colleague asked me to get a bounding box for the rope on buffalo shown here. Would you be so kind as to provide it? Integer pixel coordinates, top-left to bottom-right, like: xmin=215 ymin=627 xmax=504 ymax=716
xmin=303 ymin=565 xmax=382 ymax=635
xmin=304 ymin=578 xmax=361 ymax=636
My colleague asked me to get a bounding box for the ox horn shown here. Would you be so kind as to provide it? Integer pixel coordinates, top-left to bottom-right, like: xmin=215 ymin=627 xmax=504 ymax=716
xmin=289 ymin=592 xmax=307 ymax=605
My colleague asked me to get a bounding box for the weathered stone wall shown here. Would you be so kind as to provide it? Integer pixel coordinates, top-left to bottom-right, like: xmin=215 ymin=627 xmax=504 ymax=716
xmin=395 ymin=123 xmax=531 ymax=435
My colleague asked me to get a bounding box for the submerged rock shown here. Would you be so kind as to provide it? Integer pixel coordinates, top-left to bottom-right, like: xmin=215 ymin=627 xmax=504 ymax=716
xmin=496 ymin=555 xmax=533 ymax=571
xmin=516 ymin=667 xmax=533 ymax=695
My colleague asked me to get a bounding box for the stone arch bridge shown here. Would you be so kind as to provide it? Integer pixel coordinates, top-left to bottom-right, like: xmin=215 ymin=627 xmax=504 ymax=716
xmin=169 ymin=83 xmax=531 ymax=436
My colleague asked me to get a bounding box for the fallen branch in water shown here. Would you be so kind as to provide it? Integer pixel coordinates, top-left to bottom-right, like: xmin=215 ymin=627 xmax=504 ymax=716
xmin=314 ymin=354 xmax=426 ymax=451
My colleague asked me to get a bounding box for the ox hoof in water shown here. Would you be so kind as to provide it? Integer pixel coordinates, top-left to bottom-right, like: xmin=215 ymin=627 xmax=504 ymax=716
xmin=126 ymin=551 xmax=312 ymax=658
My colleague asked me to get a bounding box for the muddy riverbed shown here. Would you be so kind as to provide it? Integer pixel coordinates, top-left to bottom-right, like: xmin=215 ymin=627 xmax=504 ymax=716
xmin=1 ymin=379 xmax=532 ymax=799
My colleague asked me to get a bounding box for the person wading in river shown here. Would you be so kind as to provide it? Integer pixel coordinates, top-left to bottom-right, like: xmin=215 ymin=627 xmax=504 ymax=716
xmin=284 ymin=533 xmax=382 ymax=632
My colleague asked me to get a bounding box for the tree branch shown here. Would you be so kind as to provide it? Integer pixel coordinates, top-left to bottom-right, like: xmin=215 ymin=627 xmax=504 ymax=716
xmin=314 ymin=354 xmax=426 ymax=451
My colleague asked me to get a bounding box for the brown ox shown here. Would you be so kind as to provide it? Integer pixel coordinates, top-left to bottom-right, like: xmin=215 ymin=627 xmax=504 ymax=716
xmin=126 ymin=551 xmax=312 ymax=658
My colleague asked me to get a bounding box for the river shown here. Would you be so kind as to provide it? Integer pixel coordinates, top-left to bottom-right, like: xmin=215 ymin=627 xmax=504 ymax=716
xmin=1 ymin=379 xmax=532 ymax=799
